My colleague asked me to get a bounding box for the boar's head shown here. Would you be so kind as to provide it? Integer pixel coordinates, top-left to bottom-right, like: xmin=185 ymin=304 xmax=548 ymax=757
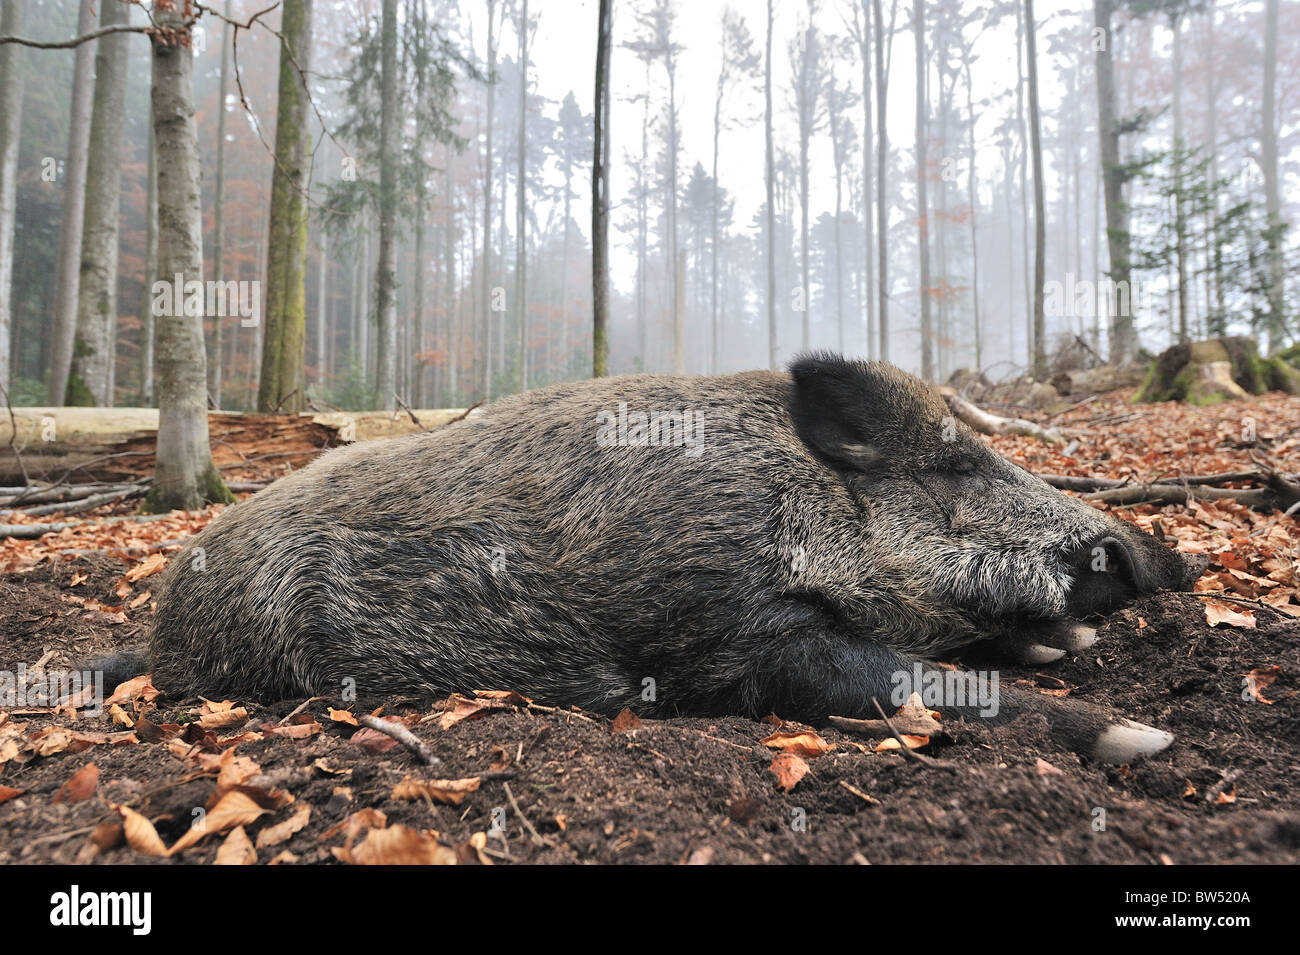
xmin=789 ymin=354 xmax=1203 ymax=659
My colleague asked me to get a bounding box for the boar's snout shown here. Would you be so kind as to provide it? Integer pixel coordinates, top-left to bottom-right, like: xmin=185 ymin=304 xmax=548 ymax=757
xmin=1064 ymin=526 xmax=1204 ymax=618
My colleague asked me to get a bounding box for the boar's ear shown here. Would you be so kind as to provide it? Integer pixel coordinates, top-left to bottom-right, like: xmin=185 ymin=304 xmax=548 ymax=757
xmin=789 ymin=353 xmax=947 ymax=471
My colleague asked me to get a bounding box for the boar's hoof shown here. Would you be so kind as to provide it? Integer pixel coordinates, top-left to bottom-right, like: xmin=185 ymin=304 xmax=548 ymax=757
xmin=1007 ymin=619 xmax=1100 ymax=663
xmin=1093 ymin=720 xmax=1175 ymax=764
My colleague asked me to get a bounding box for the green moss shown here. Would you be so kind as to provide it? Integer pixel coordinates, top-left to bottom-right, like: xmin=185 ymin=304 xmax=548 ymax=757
xmin=1262 ymin=356 xmax=1300 ymax=394
xmin=140 ymin=464 xmax=236 ymax=514
xmin=64 ymin=373 xmax=94 ymax=407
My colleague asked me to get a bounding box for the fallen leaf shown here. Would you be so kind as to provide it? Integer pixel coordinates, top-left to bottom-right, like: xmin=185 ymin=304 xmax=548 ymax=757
xmin=769 ymin=752 xmax=809 ymax=792
xmin=54 ymin=763 xmax=99 ymax=803
xmin=761 ymin=729 xmax=834 ymax=757
xmin=874 ymin=735 xmax=930 ymax=752
xmin=438 ymin=694 xmax=493 ymax=730
xmin=115 ymin=805 xmax=168 ymax=857
xmin=611 ymin=708 xmax=641 ymax=733
xmin=390 ymin=775 xmax=481 ymax=805
xmin=214 ymin=826 xmax=257 ymax=865
xmin=104 ymin=674 xmax=158 ymax=706
xmin=124 ymin=552 xmax=167 ymax=583
xmin=0 ymin=785 xmax=23 ymax=804
xmin=169 ymin=790 xmax=268 ymax=855
xmin=334 ymin=824 xmax=457 ymax=865
xmin=328 ymin=708 xmax=359 ymax=726
xmin=1204 ymin=599 xmax=1256 ymax=629
xmin=255 ymin=804 xmax=312 ymax=848
xmin=1245 ymin=666 xmax=1282 ymax=704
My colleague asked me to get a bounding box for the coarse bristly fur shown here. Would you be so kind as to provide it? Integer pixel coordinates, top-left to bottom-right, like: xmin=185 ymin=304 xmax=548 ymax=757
xmin=140 ymin=355 xmax=1202 ymax=761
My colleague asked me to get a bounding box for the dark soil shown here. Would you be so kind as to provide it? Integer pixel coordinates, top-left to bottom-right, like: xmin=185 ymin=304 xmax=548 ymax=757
xmin=2 ymin=557 xmax=1297 ymax=864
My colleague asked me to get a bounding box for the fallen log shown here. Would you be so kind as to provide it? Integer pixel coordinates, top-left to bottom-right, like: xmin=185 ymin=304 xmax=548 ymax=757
xmin=937 ymin=387 xmax=1069 ymax=444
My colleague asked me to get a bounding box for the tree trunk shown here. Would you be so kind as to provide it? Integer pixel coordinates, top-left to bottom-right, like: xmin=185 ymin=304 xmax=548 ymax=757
xmin=516 ymin=0 xmax=528 ymax=390
xmin=143 ymin=8 xmax=234 ymax=513
xmin=210 ymin=0 xmax=232 ymax=408
xmin=1025 ymin=0 xmax=1046 ymax=380
xmin=0 ymin=0 xmax=23 ymax=398
xmin=67 ymin=0 xmax=129 ymax=406
xmin=764 ymin=0 xmax=777 ymax=370
xmin=592 ymin=0 xmax=612 ymax=377
xmin=1015 ymin=0 xmax=1031 ymax=369
xmin=1261 ymin=0 xmax=1283 ymax=352
xmin=874 ymin=0 xmax=890 ymax=361
xmin=963 ymin=54 xmax=981 ymax=369
xmin=1171 ymin=12 xmax=1187 ymax=345
xmin=371 ymin=0 xmax=397 ymax=410
xmin=481 ymin=0 xmax=496 ymax=400
xmin=1095 ymin=0 xmax=1134 ymax=362
xmin=141 ymin=106 xmax=157 ymax=404
xmin=914 ymin=0 xmax=933 ymax=381
xmin=46 ymin=0 xmax=94 ymax=405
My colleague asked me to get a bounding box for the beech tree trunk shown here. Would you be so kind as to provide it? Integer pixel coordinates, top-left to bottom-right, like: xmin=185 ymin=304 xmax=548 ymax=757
xmin=1026 ymin=0 xmax=1046 ymax=380
xmin=592 ymin=0 xmax=612 ymax=377
xmin=914 ymin=0 xmax=933 ymax=381
xmin=210 ymin=0 xmax=232 ymax=408
xmin=0 ymin=0 xmax=23 ymax=398
xmin=259 ymin=0 xmax=313 ymax=414
xmin=67 ymin=0 xmax=129 ymax=406
xmin=143 ymin=7 xmax=233 ymax=513
xmin=1095 ymin=0 xmax=1135 ymax=362
xmin=46 ymin=0 xmax=94 ymax=405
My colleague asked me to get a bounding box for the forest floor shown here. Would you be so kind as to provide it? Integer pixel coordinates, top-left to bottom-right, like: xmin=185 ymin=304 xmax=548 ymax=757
xmin=1 ymin=388 xmax=1298 ymax=864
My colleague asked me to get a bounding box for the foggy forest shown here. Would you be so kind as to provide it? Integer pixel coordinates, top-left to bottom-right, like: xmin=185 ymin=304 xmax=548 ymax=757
xmin=0 ymin=0 xmax=1293 ymax=425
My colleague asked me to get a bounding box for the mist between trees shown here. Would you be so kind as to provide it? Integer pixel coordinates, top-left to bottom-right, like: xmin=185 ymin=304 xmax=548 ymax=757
xmin=0 ymin=0 xmax=1295 ymax=419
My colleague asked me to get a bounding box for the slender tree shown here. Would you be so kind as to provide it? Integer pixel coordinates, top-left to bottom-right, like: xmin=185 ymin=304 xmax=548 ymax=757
xmin=914 ymin=0 xmax=933 ymax=380
xmin=143 ymin=4 xmax=234 ymax=512
xmin=46 ymin=0 xmax=94 ymax=405
xmin=1261 ymin=0 xmax=1284 ymax=351
xmin=764 ymin=0 xmax=777 ymax=369
xmin=1025 ymin=0 xmax=1046 ymax=379
xmin=711 ymin=7 xmax=758 ymax=373
xmin=67 ymin=0 xmax=129 ymax=405
xmin=1094 ymin=0 xmax=1135 ymax=362
xmin=790 ymin=8 xmax=823 ymax=353
xmin=593 ymin=0 xmax=612 ymax=376
xmin=259 ymin=0 xmax=314 ymax=413
xmin=0 ymin=0 xmax=22 ymax=397
xmin=210 ymin=0 xmax=232 ymax=408
xmin=481 ymin=0 xmax=497 ymax=400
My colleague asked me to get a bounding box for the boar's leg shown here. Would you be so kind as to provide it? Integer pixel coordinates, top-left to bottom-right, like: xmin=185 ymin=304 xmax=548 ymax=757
xmin=738 ymin=632 xmax=1171 ymax=764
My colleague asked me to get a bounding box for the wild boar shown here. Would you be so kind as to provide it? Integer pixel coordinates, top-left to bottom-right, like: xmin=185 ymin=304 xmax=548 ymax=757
xmin=130 ymin=354 xmax=1201 ymax=762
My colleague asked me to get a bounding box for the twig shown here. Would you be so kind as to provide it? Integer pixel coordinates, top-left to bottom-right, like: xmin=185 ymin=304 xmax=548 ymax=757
xmin=356 ymin=714 xmax=441 ymax=766
xmin=278 ymin=696 xmax=327 ymax=726
xmin=870 ymin=698 xmax=958 ymax=772
xmin=502 ymin=782 xmax=554 ymax=848
xmin=1205 ymin=769 xmax=1243 ymax=805
xmin=439 ymin=399 xmax=485 ymax=429
xmin=393 ymin=394 xmax=427 ymax=431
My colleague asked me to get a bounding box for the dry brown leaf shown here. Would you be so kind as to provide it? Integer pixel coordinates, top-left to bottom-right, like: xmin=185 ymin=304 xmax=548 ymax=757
xmin=761 ymin=729 xmax=834 ymax=757
xmin=328 ymin=708 xmax=359 ymax=726
xmin=255 ymin=803 xmax=312 ymax=848
xmin=214 ymin=826 xmax=257 ymax=865
xmin=438 ymin=694 xmax=493 ymax=730
xmin=124 ymin=552 xmax=167 ymax=582
xmin=390 ymin=774 xmax=481 ymax=805
xmin=1245 ymin=666 xmax=1282 ymax=704
xmin=874 ymin=734 xmax=930 ymax=752
xmin=0 ymin=784 xmax=23 ymax=804
xmin=769 ymin=752 xmax=810 ymax=792
xmin=104 ymin=674 xmax=158 ymax=706
xmin=1204 ymin=599 xmax=1256 ymax=629
xmin=334 ymin=824 xmax=458 ymax=865
xmin=169 ymin=790 xmax=268 ymax=855
xmin=115 ymin=804 xmax=168 ymax=857
xmin=611 ymin=708 xmax=641 ymax=733
xmin=1214 ymin=787 xmax=1237 ymax=805
xmin=261 ymin=721 xmax=321 ymax=740
xmin=54 ymin=763 xmax=99 ymax=803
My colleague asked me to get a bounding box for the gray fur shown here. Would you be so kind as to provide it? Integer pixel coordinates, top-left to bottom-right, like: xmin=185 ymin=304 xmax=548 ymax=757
xmin=146 ymin=356 xmax=1199 ymax=757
